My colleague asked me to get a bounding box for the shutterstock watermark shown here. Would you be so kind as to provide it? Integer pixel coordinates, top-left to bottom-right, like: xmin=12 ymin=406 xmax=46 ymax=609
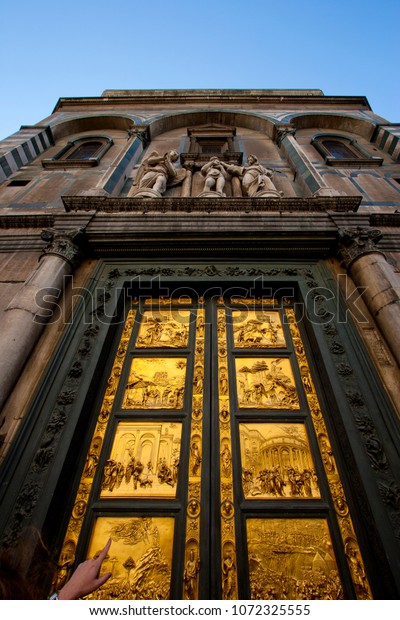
xmin=32 ymin=274 xmax=369 ymax=327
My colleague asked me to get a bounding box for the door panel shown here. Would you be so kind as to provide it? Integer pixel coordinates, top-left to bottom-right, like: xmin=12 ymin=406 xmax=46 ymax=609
xmin=246 ymin=518 xmax=340 ymax=599
xmin=54 ymin=293 xmax=372 ymax=600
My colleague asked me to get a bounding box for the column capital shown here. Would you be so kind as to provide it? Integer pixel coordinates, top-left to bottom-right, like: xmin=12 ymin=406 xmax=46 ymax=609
xmin=127 ymin=124 xmax=149 ymax=146
xmin=40 ymin=227 xmax=86 ymax=269
xmin=274 ymin=124 xmax=296 ymax=146
xmin=337 ymin=226 xmax=385 ymax=269
xmin=182 ymin=160 xmax=196 ymax=173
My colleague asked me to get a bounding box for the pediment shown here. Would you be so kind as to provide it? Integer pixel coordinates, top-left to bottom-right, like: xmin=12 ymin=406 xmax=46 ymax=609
xmin=187 ymin=124 xmax=236 ymax=137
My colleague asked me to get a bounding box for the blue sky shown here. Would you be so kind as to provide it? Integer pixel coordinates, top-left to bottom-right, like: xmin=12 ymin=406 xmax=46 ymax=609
xmin=0 ymin=0 xmax=398 ymax=141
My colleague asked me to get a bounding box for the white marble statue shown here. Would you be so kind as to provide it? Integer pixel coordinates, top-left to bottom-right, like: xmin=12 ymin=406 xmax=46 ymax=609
xmin=200 ymin=157 xmax=229 ymax=196
xmin=131 ymin=150 xmax=184 ymax=196
xmin=227 ymin=154 xmax=280 ymax=197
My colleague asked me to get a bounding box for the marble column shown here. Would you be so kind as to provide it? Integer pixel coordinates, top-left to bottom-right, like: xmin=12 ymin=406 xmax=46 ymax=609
xmin=0 ymin=228 xmax=84 ymax=413
xmin=338 ymin=227 xmax=400 ymax=367
xmin=276 ymin=126 xmax=340 ymax=197
xmin=181 ymin=162 xmax=195 ymax=197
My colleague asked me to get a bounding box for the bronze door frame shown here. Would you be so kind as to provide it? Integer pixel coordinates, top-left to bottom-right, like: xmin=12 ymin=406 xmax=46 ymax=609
xmin=55 ymin=288 xmax=372 ymax=600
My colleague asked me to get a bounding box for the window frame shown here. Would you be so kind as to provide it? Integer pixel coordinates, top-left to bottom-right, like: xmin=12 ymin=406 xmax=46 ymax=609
xmin=311 ymin=133 xmax=383 ymax=167
xmin=42 ymin=135 xmax=113 ymax=168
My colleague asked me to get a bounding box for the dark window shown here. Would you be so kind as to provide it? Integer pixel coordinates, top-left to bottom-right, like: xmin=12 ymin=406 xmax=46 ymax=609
xmin=198 ymin=142 xmax=222 ymax=155
xmin=65 ymin=141 xmax=103 ymax=160
xmin=192 ymin=138 xmax=227 ymax=155
xmin=42 ymin=136 xmax=113 ymax=168
xmin=321 ymin=140 xmax=356 ymax=159
xmin=7 ymin=179 xmax=31 ymax=187
xmin=311 ymin=134 xmax=383 ymax=167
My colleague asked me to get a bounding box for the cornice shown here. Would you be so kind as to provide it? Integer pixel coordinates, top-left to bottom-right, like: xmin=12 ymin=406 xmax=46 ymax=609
xmin=53 ymin=93 xmax=371 ymax=112
xmin=62 ymin=195 xmax=361 ymax=214
xmin=63 ymin=210 xmax=340 ymax=258
xmin=369 ymin=213 xmax=400 ymax=227
xmin=0 ymin=214 xmax=55 ymax=229
xmin=83 ymin=233 xmax=336 ymax=259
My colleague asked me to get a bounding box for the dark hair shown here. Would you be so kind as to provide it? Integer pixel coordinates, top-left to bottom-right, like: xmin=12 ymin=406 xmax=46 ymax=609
xmin=0 ymin=547 xmax=32 ymax=599
xmin=0 ymin=527 xmax=56 ymax=600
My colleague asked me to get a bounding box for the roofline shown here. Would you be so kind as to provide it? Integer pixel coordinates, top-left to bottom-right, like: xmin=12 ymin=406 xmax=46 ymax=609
xmin=102 ymin=88 xmax=325 ymax=97
xmin=52 ymin=90 xmax=372 ymax=113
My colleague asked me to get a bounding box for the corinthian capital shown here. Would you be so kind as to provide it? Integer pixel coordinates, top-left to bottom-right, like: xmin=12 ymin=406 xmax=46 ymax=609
xmin=337 ymin=226 xmax=385 ymax=269
xmin=274 ymin=124 xmax=296 ymax=146
xmin=40 ymin=227 xmax=86 ymax=269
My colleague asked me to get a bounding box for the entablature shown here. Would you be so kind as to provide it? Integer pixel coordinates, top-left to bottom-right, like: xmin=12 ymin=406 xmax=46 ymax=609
xmin=62 ymin=195 xmax=361 ymax=214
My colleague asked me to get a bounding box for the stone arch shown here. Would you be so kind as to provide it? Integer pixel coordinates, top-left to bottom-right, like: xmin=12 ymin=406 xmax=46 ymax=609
xmin=286 ymin=112 xmax=378 ymax=140
xmin=49 ymin=114 xmax=135 ymax=141
xmin=145 ymin=109 xmax=279 ymax=140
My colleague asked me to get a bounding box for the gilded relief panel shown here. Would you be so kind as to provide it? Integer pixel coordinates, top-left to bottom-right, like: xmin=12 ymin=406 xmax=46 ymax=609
xmin=122 ymin=358 xmax=187 ymax=409
xmin=240 ymin=423 xmax=320 ymax=499
xmin=54 ymin=294 xmax=374 ymax=600
xmin=247 ymin=518 xmax=342 ymax=600
xmin=218 ymin=307 xmax=238 ymax=600
xmin=136 ymin=310 xmax=190 ymax=348
xmin=183 ymin=307 xmax=205 ymax=600
xmin=232 ymin=310 xmax=286 ymax=348
xmin=235 ymin=357 xmax=299 ymax=409
xmin=54 ymin=309 xmax=137 ymax=592
xmin=86 ymin=516 xmax=175 ymax=600
xmin=285 ymin=308 xmax=372 ymax=599
xmin=100 ymin=422 xmax=182 ymax=499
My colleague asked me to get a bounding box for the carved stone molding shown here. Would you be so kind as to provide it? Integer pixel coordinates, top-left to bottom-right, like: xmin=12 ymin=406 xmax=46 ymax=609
xmin=308 ymin=280 xmax=400 ymax=541
xmin=62 ymin=195 xmax=361 ymax=214
xmin=378 ymin=481 xmax=400 ymax=510
xmin=337 ymin=226 xmax=385 ymax=269
xmin=370 ymin=213 xmax=400 ymax=227
xmin=0 ymin=214 xmax=55 ymax=229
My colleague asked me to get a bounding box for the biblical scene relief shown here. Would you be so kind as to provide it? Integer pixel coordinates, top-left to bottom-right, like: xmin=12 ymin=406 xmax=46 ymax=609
xmin=100 ymin=422 xmax=181 ymax=498
xmin=247 ymin=518 xmax=343 ymax=600
xmin=235 ymin=358 xmax=299 ymax=409
xmin=122 ymin=358 xmax=186 ymax=409
xmin=136 ymin=310 xmax=190 ymax=349
xmin=240 ymin=423 xmax=320 ymax=499
xmin=232 ymin=310 xmax=286 ymax=348
xmin=86 ymin=516 xmax=174 ymax=600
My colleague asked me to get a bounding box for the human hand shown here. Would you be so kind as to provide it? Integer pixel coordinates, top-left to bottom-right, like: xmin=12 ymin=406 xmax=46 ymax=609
xmin=58 ymin=538 xmax=112 ymax=600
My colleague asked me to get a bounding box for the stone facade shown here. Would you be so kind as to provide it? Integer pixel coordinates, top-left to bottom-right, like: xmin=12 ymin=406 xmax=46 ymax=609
xmin=0 ymin=90 xmax=400 ymax=599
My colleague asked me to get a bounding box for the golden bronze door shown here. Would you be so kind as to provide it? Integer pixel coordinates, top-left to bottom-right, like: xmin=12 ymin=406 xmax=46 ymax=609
xmin=55 ymin=293 xmax=372 ymax=600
